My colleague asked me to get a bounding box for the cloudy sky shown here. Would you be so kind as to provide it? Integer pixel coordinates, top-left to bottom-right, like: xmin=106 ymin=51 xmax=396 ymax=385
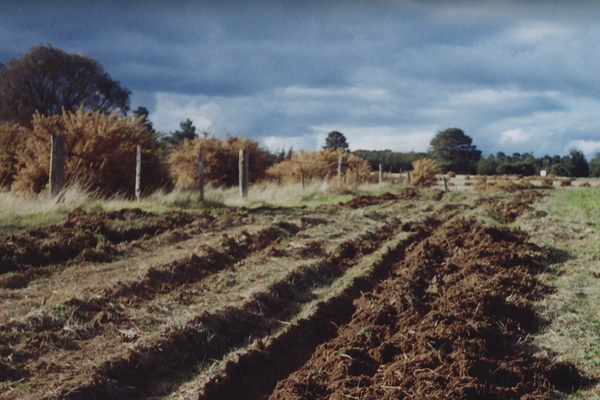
xmin=2 ymin=0 xmax=600 ymax=157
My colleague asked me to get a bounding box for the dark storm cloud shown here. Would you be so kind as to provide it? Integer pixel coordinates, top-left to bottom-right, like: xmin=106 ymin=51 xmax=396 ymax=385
xmin=2 ymin=0 xmax=600 ymax=155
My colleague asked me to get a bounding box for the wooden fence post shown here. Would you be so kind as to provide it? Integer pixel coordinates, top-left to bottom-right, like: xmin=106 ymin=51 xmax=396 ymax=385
xmin=407 ymin=171 xmax=411 ymax=185
xmin=299 ymin=163 xmax=305 ymax=190
xmin=443 ymin=176 xmax=449 ymax=191
xmin=135 ymin=145 xmax=141 ymax=202
xmin=379 ymin=164 xmax=383 ymax=185
xmin=355 ymin=161 xmax=359 ymax=184
xmin=198 ymin=149 xmax=205 ymax=201
xmin=239 ymin=149 xmax=249 ymax=198
xmin=50 ymin=133 xmax=65 ymax=200
xmin=338 ymin=156 xmax=347 ymax=182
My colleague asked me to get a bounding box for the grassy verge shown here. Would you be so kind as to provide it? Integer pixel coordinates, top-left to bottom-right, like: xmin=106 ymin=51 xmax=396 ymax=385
xmin=0 ymin=181 xmax=409 ymax=235
xmin=0 ymin=186 xmax=93 ymax=234
xmin=561 ymin=188 xmax=600 ymax=230
xmin=527 ymin=189 xmax=600 ymax=398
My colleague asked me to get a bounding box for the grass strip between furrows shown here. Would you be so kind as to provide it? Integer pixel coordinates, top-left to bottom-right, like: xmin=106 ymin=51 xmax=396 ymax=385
xmin=0 ymin=208 xmax=219 ymax=289
xmin=52 ymin=214 xmax=420 ymax=399
xmin=5 ymin=197 xmax=411 ymax=400
xmin=0 ymin=182 xmax=410 ymax=235
xmin=194 ymin=227 xmax=431 ymax=400
xmin=0 ymin=221 xmax=301 ymax=386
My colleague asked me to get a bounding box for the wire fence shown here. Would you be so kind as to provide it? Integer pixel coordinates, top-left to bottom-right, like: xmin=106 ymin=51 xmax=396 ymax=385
xmin=49 ymin=137 xmax=417 ymax=202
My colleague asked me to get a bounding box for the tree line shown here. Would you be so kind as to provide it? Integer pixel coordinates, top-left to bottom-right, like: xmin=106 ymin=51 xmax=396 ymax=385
xmin=352 ymin=127 xmax=600 ymax=178
xmin=2 ymin=44 xmax=599 ymax=195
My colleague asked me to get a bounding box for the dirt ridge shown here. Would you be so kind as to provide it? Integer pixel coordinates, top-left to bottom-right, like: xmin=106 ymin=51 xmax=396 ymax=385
xmin=51 ymin=217 xmax=416 ymax=399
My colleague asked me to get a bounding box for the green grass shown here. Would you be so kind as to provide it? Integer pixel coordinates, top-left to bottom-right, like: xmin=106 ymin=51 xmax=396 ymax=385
xmin=0 ymin=181 xmax=418 ymax=234
xmin=558 ymin=188 xmax=600 ymax=230
xmin=0 ymin=187 xmax=92 ymax=234
xmin=531 ymin=189 xmax=600 ymax=398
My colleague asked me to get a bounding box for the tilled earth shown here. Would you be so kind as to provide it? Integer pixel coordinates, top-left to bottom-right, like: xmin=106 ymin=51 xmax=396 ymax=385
xmin=0 ymin=188 xmax=586 ymax=399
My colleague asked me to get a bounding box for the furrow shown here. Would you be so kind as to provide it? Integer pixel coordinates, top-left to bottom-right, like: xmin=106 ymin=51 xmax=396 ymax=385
xmin=52 ymin=217 xmax=414 ymax=399
xmin=195 ymin=227 xmax=432 ymax=400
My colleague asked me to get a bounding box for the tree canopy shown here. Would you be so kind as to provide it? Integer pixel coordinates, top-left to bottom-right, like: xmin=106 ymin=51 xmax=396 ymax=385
xmin=0 ymin=45 xmax=130 ymax=126
xmin=163 ymin=118 xmax=198 ymax=149
xmin=568 ymin=149 xmax=589 ymax=178
xmin=323 ymin=131 xmax=349 ymax=151
xmin=132 ymin=106 xmax=155 ymax=133
xmin=589 ymin=152 xmax=600 ymax=178
xmin=476 ymin=150 xmax=591 ymax=177
xmin=352 ymin=149 xmax=426 ymax=172
xmin=428 ymin=128 xmax=481 ymax=174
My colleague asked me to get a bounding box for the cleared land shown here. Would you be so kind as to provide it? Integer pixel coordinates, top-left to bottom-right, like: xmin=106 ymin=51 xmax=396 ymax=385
xmin=0 ymin=185 xmax=598 ymax=399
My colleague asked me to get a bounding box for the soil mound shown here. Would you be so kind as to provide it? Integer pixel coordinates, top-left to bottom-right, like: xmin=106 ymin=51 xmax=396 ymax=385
xmin=343 ymin=193 xmax=398 ymax=208
xmin=343 ymin=188 xmax=421 ymax=209
xmin=0 ymin=208 xmax=216 ymax=276
xmin=491 ymin=191 xmax=547 ymax=223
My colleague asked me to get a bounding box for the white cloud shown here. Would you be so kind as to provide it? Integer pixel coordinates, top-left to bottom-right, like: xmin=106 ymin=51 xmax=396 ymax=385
xmin=566 ymin=140 xmax=600 ymax=157
xmin=278 ymin=85 xmax=392 ymax=102
xmin=499 ymin=128 xmax=531 ymax=144
xmin=312 ymin=125 xmax=436 ymax=153
xmin=510 ymin=21 xmax=574 ymax=43
xmin=261 ymin=135 xmax=319 ymax=152
xmin=447 ymin=89 xmax=559 ymax=108
xmin=151 ymin=93 xmax=216 ymax=134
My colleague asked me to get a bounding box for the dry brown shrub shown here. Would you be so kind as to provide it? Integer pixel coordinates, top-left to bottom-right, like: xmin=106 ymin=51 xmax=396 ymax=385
xmin=411 ymin=158 xmax=439 ymax=187
xmin=518 ymin=180 xmax=536 ymax=189
xmin=540 ymin=177 xmax=554 ymax=188
xmin=465 ymin=175 xmax=471 ymax=180
xmin=169 ymin=135 xmax=271 ymax=189
xmin=446 ymin=171 xmax=456 ymax=179
xmin=486 ymin=181 xmax=520 ymax=193
xmin=473 ymin=181 xmax=487 ymax=191
xmin=0 ymin=122 xmax=30 ymax=189
xmin=266 ymin=150 xmax=371 ymax=185
xmin=580 ymin=182 xmax=592 ymax=188
xmin=12 ymin=108 xmax=169 ymax=196
xmin=560 ymin=180 xmax=572 ymax=187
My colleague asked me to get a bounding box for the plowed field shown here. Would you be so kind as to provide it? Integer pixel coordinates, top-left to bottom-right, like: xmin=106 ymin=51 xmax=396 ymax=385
xmin=0 ymin=189 xmax=587 ymax=399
